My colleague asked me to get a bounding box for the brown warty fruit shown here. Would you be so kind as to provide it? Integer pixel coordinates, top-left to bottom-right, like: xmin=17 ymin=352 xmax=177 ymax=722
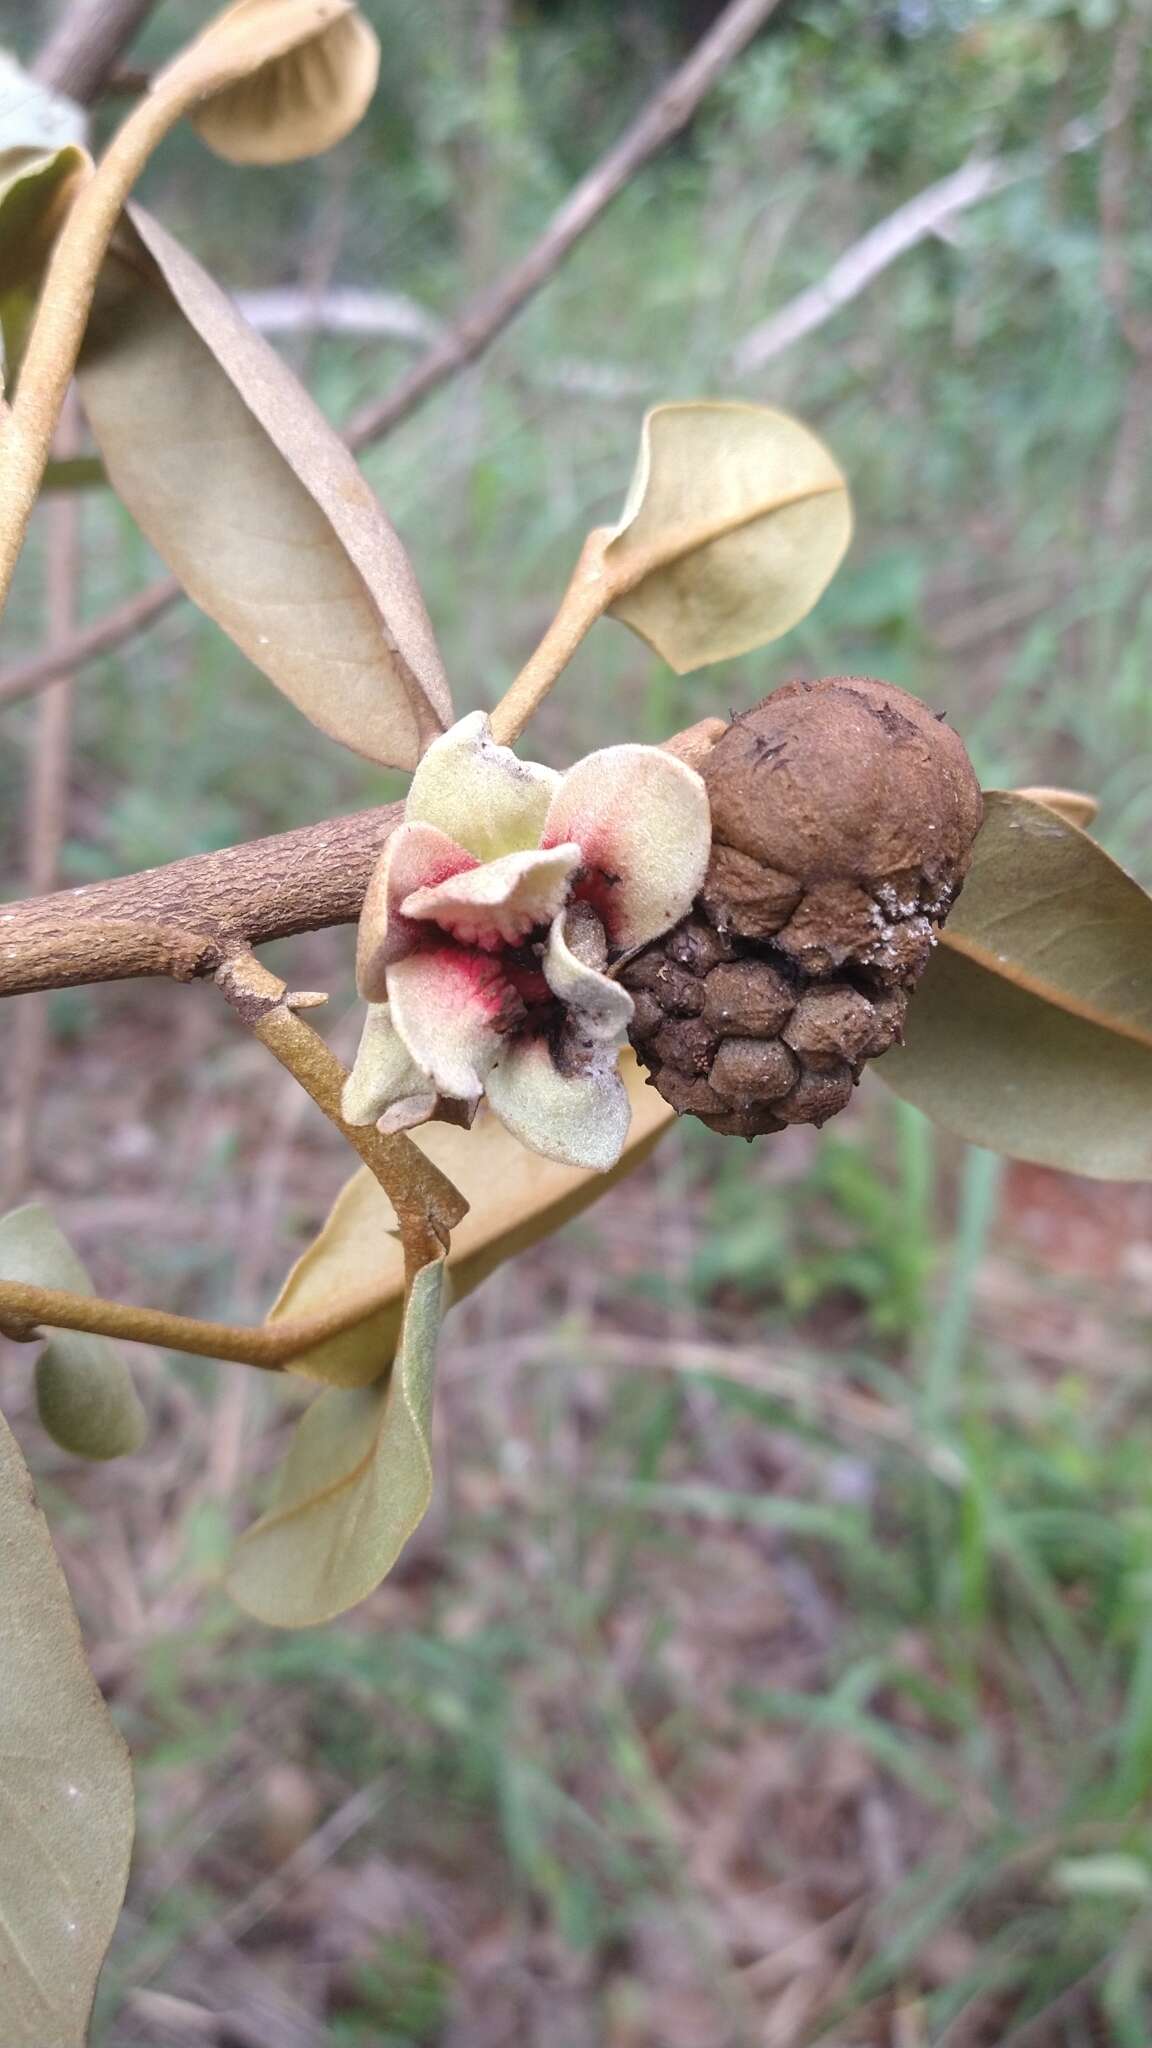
xmin=621 ymin=677 xmax=984 ymax=1138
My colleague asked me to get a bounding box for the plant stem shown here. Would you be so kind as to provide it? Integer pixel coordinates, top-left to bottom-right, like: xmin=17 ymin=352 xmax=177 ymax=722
xmin=0 ymin=92 xmax=178 ymax=612
xmin=489 ymin=530 xmax=611 ymax=745
xmin=0 ymin=1278 xmax=379 ymax=1369
xmin=214 ymin=950 xmax=466 ymax=1255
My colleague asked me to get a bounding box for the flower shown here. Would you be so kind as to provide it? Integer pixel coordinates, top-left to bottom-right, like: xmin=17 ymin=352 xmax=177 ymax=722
xmin=341 ymin=711 xmax=712 ymax=1169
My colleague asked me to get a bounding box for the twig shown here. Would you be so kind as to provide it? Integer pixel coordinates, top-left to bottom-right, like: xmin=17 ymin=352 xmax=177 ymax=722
xmin=731 ymin=111 xmax=1115 ymax=374
xmin=2 ymin=396 xmax=81 ymax=1207
xmin=0 ymin=0 xmax=775 ymax=706
xmin=0 ymin=799 xmax=404 ymax=996
xmin=344 ymin=0 xmax=780 ymax=449
xmin=0 ymin=574 xmax=182 ymax=709
xmin=0 ymin=954 xmax=465 ymax=1363
xmin=33 ymin=0 xmax=158 ymax=104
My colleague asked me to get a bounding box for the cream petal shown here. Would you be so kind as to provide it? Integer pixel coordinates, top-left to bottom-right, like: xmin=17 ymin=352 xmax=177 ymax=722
xmin=356 ymin=821 xmax=477 ymax=1001
xmin=540 ymin=744 xmax=711 ymax=950
xmin=402 ymin=843 xmax=580 ymax=952
xmin=387 ymin=945 xmax=515 ymax=1102
xmin=341 ymin=1004 xmax=436 ymax=1127
xmin=544 ymin=908 xmax=634 ymax=1042
xmin=486 ymin=1033 xmax=632 ymax=1171
xmin=406 ymin=709 xmax=562 ymax=860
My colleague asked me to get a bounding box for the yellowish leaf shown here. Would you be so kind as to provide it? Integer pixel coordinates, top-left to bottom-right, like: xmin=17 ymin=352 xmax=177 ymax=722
xmin=1013 ymin=785 xmax=1099 ymax=829
xmin=881 ymin=791 xmax=1152 ymax=1178
xmin=0 ymin=1206 xmax=146 ymax=1460
xmin=189 ymin=3 xmax=379 ymax=164
xmin=604 ymin=401 xmax=852 ymax=673
xmin=268 ymin=1051 xmax=673 ymax=1386
xmin=78 ymin=206 xmax=450 ymax=767
xmin=227 ymin=1252 xmax=446 ymax=1625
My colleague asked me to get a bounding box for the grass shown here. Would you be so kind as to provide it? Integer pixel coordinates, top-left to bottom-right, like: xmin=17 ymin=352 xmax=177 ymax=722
xmin=2 ymin=0 xmax=1152 ymax=2038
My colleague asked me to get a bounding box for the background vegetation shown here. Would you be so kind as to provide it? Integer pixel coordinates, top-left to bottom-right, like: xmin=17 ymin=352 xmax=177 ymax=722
xmin=3 ymin=0 xmax=1152 ymax=2039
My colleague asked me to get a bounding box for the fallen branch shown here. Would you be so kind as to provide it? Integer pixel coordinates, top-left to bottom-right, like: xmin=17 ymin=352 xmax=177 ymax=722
xmin=731 ymin=112 xmax=1112 ymax=374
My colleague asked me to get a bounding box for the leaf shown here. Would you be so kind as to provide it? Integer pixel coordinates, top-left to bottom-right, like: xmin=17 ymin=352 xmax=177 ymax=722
xmin=0 ymin=1402 xmax=135 ymax=2043
xmin=1013 ymin=784 xmax=1099 ymax=829
xmin=0 ymin=144 xmax=91 ymax=387
xmin=603 ymin=401 xmax=852 ymax=674
xmin=0 ymin=145 xmax=90 ymax=291
xmin=227 ymin=1253 xmax=446 ymax=1625
xmin=267 ymin=1050 xmax=673 ymax=1388
xmin=879 ymin=791 xmax=1152 ymax=1179
xmin=0 ymin=1206 xmax=146 ymax=1460
xmin=189 ymin=4 xmax=380 ymax=164
xmin=77 ymin=205 xmax=451 ymax=768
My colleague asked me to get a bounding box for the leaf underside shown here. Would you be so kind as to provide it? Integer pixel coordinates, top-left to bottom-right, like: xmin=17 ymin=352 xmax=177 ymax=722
xmin=76 ymin=206 xmax=450 ymax=768
xmin=0 ymin=1407 xmax=134 ymax=2045
xmin=881 ymin=791 xmax=1152 ymax=1178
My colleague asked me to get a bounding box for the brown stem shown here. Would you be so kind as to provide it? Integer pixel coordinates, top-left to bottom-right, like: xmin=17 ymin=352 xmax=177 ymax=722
xmin=214 ymin=950 xmax=466 ymax=1250
xmin=0 ymin=1278 xmax=375 ymax=1370
xmin=0 ymin=800 xmax=404 ymax=997
xmin=488 ymin=530 xmax=611 ymax=745
xmin=0 ymin=952 xmax=466 ymax=1364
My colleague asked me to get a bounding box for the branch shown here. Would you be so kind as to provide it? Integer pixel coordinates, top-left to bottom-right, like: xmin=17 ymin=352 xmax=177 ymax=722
xmin=33 ymin=0 xmax=158 ymax=104
xmin=0 ymin=799 xmax=403 ymax=997
xmin=344 ymin=0 xmax=780 ymax=449
xmin=731 ymin=112 xmax=1114 ymax=374
xmin=0 ymin=0 xmax=776 ymax=708
xmin=0 ymin=720 xmax=714 ymax=1000
xmin=0 ymin=575 xmax=181 ymax=710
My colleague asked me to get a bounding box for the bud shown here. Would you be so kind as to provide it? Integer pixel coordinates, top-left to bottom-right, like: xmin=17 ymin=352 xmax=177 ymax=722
xmin=622 ymin=677 xmax=983 ymax=1137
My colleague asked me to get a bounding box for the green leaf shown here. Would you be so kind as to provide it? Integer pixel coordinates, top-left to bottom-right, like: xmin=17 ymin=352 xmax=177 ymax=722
xmin=227 ymin=1253 xmax=446 ymax=1625
xmin=604 ymin=401 xmax=852 ymax=674
xmin=189 ymin=3 xmax=380 ymax=165
xmin=0 ymin=143 xmax=90 ymax=387
xmin=267 ymin=1051 xmax=673 ymax=1388
xmin=0 ymin=1205 xmax=146 ymax=1460
xmin=880 ymin=791 xmax=1152 ymax=1179
xmin=0 ymin=1402 xmax=134 ymax=2043
xmin=77 ymin=205 xmax=451 ymax=769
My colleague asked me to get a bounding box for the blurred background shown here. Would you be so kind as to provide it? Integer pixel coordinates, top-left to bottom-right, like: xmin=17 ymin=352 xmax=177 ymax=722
xmin=3 ymin=0 xmax=1152 ymax=2040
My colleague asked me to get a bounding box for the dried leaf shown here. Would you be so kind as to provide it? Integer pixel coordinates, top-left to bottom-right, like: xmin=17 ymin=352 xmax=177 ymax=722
xmin=880 ymin=791 xmax=1152 ymax=1178
xmin=1013 ymin=784 xmax=1099 ymax=829
xmin=604 ymin=401 xmax=852 ymax=673
xmin=269 ymin=1050 xmax=673 ymax=1387
xmin=190 ymin=4 xmax=380 ymax=164
xmin=78 ymin=206 xmax=450 ymax=767
xmin=0 ymin=1206 xmax=146 ymax=1460
xmin=0 ymin=1402 xmax=135 ymax=2042
xmin=227 ymin=1253 xmax=446 ymax=1625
